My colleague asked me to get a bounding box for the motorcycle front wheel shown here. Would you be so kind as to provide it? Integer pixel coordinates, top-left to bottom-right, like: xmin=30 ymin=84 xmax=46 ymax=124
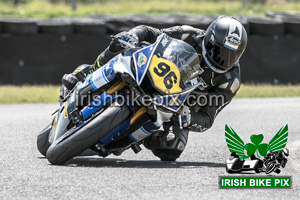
xmin=37 ymin=124 xmax=52 ymax=156
xmin=46 ymin=101 xmax=131 ymax=165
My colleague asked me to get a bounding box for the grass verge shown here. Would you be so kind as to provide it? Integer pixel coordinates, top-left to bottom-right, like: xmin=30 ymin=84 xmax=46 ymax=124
xmin=1 ymin=0 xmax=300 ymax=18
xmin=236 ymin=84 xmax=300 ymax=98
xmin=0 ymin=85 xmax=60 ymax=104
xmin=0 ymin=84 xmax=299 ymax=104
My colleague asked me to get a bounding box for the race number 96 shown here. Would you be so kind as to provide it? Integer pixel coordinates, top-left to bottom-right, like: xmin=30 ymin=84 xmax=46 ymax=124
xmin=149 ymin=55 xmax=182 ymax=94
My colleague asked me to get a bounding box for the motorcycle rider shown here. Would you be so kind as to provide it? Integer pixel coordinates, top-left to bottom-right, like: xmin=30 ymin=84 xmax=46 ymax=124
xmin=62 ymin=16 xmax=247 ymax=161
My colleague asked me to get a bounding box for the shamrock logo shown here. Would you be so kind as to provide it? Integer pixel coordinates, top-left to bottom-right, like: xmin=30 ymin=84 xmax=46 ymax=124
xmin=225 ymin=125 xmax=288 ymax=159
xmin=245 ymin=134 xmax=269 ymax=158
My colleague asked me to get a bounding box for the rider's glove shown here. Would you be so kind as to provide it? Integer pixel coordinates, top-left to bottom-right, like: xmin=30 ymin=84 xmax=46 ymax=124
xmin=112 ymin=31 xmax=139 ymax=49
xmin=179 ymin=106 xmax=191 ymax=129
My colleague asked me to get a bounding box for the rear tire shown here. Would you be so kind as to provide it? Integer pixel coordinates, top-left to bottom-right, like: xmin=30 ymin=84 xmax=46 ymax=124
xmin=37 ymin=124 xmax=52 ymax=156
xmin=46 ymin=102 xmax=130 ymax=165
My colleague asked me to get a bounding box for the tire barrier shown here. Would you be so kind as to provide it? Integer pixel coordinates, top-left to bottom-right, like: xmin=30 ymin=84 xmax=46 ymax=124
xmin=1 ymin=18 xmax=38 ymax=35
xmin=38 ymin=17 xmax=108 ymax=35
xmin=267 ymin=11 xmax=300 ymax=36
xmin=1 ymin=14 xmax=300 ymax=35
xmin=0 ymin=34 xmax=111 ymax=85
xmin=161 ymin=14 xmax=217 ymax=30
xmin=1 ymin=13 xmax=300 ymax=84
xmin=240 ymin=35 xmax=300 ymax=84
xmin=1 ymin=34 xmax=299 ymax=84
xmin=38 ymin=18 xmax=73 ymax=35
xmin=72 ymin=18 xmax=107 ymax=35
xmin=125 ymin=14 xmax=175 ymax=29
xmin=90 ymin=15 xmax=135 ymax=34
xmin=248 ymin=17 xmax=285 ymax=36
xmin=266 ymin=11 xmax=300 ymax=19
xmin=285 ymin=20 xmax=300 ymax=36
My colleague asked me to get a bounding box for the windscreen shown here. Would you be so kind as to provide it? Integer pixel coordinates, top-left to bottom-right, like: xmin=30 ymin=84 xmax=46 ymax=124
xmin=147 ymin=34 xmax=202 ymax=95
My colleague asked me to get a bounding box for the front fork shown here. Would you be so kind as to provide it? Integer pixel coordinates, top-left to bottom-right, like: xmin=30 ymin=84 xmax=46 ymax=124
xmin=92 ymin=80 xmax=149 ymax=156
xmin=106 ymin=80 xmax=148 ymax=126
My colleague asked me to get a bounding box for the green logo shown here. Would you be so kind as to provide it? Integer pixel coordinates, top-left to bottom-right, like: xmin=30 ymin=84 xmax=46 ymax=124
xmin=219 ymin=176 xmax=291 ymax=189
xmin=137 ymin=52 xmax=147 ymax=68
xmin=225 ymin=124 xmax=288 ymax=159
xmin=168 ymin=97 xmax=182 ymax=106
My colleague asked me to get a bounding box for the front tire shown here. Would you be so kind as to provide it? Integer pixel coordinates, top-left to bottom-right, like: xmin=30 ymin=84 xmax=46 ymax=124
xmin=37 ymin=124 xmax=52 ymax=156
xmin=46 ymin=102 xmax=130 ymax=165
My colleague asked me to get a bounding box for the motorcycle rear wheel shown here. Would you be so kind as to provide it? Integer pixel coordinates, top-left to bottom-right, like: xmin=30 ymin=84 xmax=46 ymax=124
xmin=46 ymin=101 xmax=130 ymax=165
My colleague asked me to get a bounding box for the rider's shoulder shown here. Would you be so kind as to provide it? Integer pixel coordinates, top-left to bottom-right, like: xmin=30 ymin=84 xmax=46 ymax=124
xmin=214 ymin=64 xmax=241 ymax=94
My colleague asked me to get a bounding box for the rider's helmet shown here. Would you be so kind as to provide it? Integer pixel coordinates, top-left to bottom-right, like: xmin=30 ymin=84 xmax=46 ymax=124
xmin=282 ymin=148 xmax=289 ymax=157
xmin=202 ymin=16 xmax=248 ymax=73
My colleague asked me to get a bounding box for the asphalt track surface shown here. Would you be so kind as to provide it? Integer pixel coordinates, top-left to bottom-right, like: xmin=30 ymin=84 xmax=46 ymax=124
xmin=0 ymin=98 xmax=300 ymax=200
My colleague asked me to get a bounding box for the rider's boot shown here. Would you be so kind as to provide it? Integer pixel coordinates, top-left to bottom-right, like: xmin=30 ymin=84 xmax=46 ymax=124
xmin=143 ymin=124 xmax=189 ymax=161
xmin=59 ymin=64 xmax=95 ymax=104
xmin=62 ymin=64 xmax=97 ymax=90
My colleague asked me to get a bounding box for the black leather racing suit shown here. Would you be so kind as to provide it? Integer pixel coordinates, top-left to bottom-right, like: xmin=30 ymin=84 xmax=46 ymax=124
xmin=72 ymin=25 xmax=241 ymax=160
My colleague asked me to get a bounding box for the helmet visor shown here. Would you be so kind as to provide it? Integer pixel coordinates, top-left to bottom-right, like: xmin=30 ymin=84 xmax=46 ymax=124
xmin=205 ymin=39 xmax=242 ymax=70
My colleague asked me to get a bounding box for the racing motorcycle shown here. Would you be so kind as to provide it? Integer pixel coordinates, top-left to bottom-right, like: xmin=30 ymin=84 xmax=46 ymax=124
xmin=37 ymin=33 xmax=205 ymax=165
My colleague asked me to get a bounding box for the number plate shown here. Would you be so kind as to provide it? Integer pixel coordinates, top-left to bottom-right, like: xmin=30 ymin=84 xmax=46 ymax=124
xmin=148 ymin=55 xmax=182 ymax=94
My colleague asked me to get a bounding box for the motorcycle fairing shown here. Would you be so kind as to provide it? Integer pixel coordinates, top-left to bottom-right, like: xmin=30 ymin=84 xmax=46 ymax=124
xmin=51 ymin=49 xmax=141 ymax=147
xmin=151 ymin=82 xmax=202 ymax=112
xmin=100 ymin=117 xmax=131 ymax=145
xmin=133 ymin=39 xmax=160 ymax=86
xmin=52 ymin=98 xmax=133 ymax=147
xmin=50 ymin=88 xmax=81 ymax=143
xmin=81 ymin=92 xmax=134 ymax=120
xmin=51 ymin=92 xmax=133 ymax=146
xmin=50 ymin=104 xmax=71 ymax=143
xmin=81 ymin=92 xmax=116 ymax=120
xmin=81 ymin=55 xmax=134 ymax=92
xmin=81 ymin=58 xmax=117 ymax=91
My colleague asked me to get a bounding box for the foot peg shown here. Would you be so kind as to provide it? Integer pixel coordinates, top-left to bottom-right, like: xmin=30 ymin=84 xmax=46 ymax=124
xmin=131 ymin=143 xmax=142 ymax=154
